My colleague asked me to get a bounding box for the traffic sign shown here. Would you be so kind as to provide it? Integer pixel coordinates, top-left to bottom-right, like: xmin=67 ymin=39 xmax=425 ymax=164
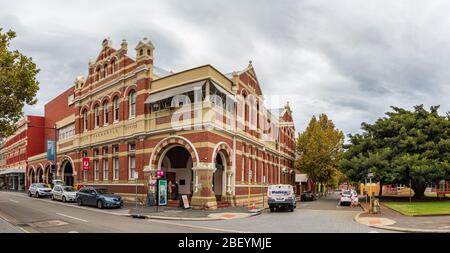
xmin=368 ymin=172 xmax=374 ymax=178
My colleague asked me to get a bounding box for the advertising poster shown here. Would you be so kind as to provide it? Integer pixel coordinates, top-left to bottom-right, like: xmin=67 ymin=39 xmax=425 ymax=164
xmin=158 ymin=179 xmax=167 ymax=206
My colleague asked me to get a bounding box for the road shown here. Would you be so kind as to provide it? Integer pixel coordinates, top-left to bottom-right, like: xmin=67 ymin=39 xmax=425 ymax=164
xmin=0 ymin=191 xmax=390 ymax=233
xmin=175 ymin=193 xmax=392 ymax=233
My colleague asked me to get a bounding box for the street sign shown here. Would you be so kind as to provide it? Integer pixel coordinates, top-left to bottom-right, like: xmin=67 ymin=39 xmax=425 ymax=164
xmin=82 ymin=157 xmax=90 ymax=170
xmin=368 ymin=172 xmax=374 ymax=178
xmin=158 ymin=179 xmax=167 ymax=206
xmin=47 ymin=140 xmax=55 ymax=161
xmin=157 ymin=169 xmax=165 ymax=178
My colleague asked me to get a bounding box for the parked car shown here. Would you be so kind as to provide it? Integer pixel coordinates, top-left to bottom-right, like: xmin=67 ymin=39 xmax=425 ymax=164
xmin=300 ymin=191 xmax=316 ymax=201
xmin=28 ymin=183 xmax=53 ymax=198
xmin=52 ymin=185 xmax=77 ymax=202
xmin=76 ymin=187 xmax=123 ymax=209
xmin=267 ymin=184 xmax=296 ymax=212
xmin=340 ymin=190 xmax=358 ymax=206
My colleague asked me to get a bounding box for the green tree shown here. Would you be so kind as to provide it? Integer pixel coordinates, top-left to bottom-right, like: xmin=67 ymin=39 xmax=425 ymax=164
xmin=295 ymin=114 xmax=345 ymax=193
xmin=340 ymin=105 xmax=450 ymax=198
xmin=0 ymin=28 xmax=39 ymax=138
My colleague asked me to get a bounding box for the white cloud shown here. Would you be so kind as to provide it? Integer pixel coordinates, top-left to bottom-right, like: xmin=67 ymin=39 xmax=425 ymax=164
xmin=2 ymin=0 xmax=450 ymax=137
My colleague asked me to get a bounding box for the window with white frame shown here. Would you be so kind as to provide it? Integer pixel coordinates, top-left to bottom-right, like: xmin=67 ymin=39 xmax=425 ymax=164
xmin=113 ymin=96 xmax=119 ymax=122
xmin=58 ymin=123 xmax=75 ymax=141
xmin=103 ymin=101 xmax=109 ymax=125
xmin=94 ymin=104 xmax=100 ymax=128
xmin=83 ymin=110 xmax=88 ymax=132
xmin=128 ymin=143 xmax=136 ymax=152
xmin=129 ymin=91 xmax=136 ymax=118
xmin=241 ymin=157 xmax=244 ymax=182
xmin=94 ymin=160 xmax=99 ymax=180
xmin=254 ymin=159 xmax=257 ymax=183
xmin=103 ymin=158 xmax=109 ymax=180
xmin=113 ymin=157 xmax=119 ymax=180
xmin=129 ymin=155 xmax=136 ymax=180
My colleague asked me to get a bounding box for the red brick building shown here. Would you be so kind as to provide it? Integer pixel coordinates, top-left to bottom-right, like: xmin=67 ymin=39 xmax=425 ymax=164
xmin=26 ymin=38 xmax=297 ymax=209
xmin=0 ymin=116 xmax=45 ymax=191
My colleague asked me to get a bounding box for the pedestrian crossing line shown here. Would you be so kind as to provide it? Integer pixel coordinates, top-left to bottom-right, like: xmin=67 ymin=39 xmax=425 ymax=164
xmin=9 ymin=199 xmax=19 ymax=203
xmin=147 ymin=219 xmax=253 ymax=233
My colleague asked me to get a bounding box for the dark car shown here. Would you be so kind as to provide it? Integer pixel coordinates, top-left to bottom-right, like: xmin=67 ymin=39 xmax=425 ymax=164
xmin=76 ymin=187 xmax=123 ymax=209
xmin=300 ymin=191 xmax=316 ymax=201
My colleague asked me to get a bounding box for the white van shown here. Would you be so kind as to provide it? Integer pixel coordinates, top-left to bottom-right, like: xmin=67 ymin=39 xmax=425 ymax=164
xmin=267 ymin=184 xmax=296 ymax=212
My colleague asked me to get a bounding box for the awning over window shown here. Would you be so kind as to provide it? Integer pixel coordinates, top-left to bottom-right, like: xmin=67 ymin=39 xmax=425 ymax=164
xmin=210 ymin=80 xmax=237 ymax=102
xmin=0 ymin=168 xmax=26 ymax=176
xmin=145 ymin=80 xmax=207 ymax=104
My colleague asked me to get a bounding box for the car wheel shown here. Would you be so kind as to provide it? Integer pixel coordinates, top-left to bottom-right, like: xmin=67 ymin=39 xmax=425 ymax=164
xmin=269 ymin=207 xmax=274 ymax=212
xmin=290 ymin=207 xmax=294 ymax=212
xmin=36 ymin=192 xmax=40 ymax=198
xmin=28 ymin=191 xmax=32 ymax=197
xmin=77 ymin=198 xmax=83 ymax=206
xmin=51 ymin=195 xmax=55 ymax=201
xmin=97 ymin=200 xmax=104 ymax=209
xmin=62 ymin=196 xmax=66 ymax=203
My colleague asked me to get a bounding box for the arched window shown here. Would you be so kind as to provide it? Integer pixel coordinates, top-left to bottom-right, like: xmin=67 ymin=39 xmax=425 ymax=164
xmin=111 ymin=60 xmax=116 ymax=73
xmin=82 ymin=109 xmax=88 ymax=132
xmin=94 ymin=104 xmax=100 ymax=128
xmin=113 ymin=96 xmax=119 ymax=122
xmin=103 ymin=64 xmax=108 ymax=77
xmin=103 ymin=101 xmax=109 ymax=125
xmin=129 ymin=91 xmax=136 ymax=118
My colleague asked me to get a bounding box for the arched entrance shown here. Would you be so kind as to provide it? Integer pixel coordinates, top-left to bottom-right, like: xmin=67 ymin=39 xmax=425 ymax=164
xmin=212 ymin=142 xmax=233 ymax=203
xmin=36 ymin=167 xmax=44 ymax=183
xmin=61 ymin=160 xmax=74 ymax=186
xmin=213 ymin=152 xmax=226 ymax=199
xmin=159 ymin=145 xmax=194 ymax=200
xmin=45 ymin=165 xmax=53 ymax=184
xmin=28 ymin=168 xmax=35 ymax=186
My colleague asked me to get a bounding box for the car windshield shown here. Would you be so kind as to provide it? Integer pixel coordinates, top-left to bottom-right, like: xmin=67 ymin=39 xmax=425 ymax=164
xmin=36 ymin=183 xmax=48 ymax=188
xmin=95 ymin=188 xmax=112 ymax=194
xmin=63 ymin=186 xmax=75 ymax=192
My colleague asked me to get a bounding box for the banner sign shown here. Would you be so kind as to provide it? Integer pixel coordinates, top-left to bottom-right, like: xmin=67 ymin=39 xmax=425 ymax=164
xmin=47 ymin=140 xmax=55 ymax=161
xmin=82 ymin=157 xmax=90 ymax=171
xmin=158 ymin=179 xmax=167 ymax=206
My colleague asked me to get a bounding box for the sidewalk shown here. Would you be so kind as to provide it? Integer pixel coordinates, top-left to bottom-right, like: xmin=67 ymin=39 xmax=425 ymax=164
xmin=126 ymin=204 xmax=262 ymax=221
xmin=355 ymin=202 xmax=450 ymax=232
xmin=0 ymin=218 xmax=23 ymax=233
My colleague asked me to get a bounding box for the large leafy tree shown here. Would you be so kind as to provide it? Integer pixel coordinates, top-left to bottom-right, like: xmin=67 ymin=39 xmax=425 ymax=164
xmin=295 ymin=114 xmax=345 ymax=192
xmin=340 ymin=105 xmax=450 ymax=198
xmin=0 ymin=28 xmax=39 ymax=138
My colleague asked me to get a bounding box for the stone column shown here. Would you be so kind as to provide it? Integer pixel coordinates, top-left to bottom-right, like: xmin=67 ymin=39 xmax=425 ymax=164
xmin=191 ymin=163 xmax=217 ymax=210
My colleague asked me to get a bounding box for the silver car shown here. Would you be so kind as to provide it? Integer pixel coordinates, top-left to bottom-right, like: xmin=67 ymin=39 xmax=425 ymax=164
xmin=28 ymin=183 xmax=53 ymax=198
xmin=52 ymin=185 xmax=77 ymax=202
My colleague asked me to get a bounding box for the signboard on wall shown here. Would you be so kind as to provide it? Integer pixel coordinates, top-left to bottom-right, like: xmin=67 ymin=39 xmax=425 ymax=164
xmin=82 ymin=157 xmax=90 ymax=171
xmin=158 ymin=179 xmax=167 ymax=206
xmin=182 ymin=195 xmax=190 ymax=209
xmin=47 ymin=140 xmax=55 ymax=161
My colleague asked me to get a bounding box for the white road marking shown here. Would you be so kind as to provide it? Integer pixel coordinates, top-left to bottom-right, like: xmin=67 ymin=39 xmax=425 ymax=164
xmin=9 ymin=199 xmax=19 ymax=203
xmin=56 ymin=213 xmax=89 ymax=223
xmin=368 ymin=230 xmax=379 ymax=233
xmin=68 ymin=231 xmax=79 ymax=233
xmin=148 ymin=219 xmax=252 ymax=233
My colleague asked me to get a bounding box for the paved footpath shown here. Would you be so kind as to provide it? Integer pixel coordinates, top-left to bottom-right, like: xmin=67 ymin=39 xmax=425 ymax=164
xmin=0 ymin=217 xmax=23 ymax=233
xmin=357 ymin=202 xmax=450 ymax=232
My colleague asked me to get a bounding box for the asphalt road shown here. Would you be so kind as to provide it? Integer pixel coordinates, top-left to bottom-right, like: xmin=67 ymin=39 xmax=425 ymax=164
xmin=173 ymin=194 xmax=393 ymax=233
xmin=0 ymin=191 xmax=391 ymax=233
xmin=0 ymin=191 xmax=221 ymax=233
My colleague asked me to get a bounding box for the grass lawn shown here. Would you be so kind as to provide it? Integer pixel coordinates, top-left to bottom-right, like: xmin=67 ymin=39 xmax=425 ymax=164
xmin=383 ymin=201 xmax=450 ymax=216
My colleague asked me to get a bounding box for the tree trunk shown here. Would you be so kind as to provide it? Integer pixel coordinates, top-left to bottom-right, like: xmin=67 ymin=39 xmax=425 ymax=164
xmin=412 ymin=181 xmax=426 ymax=199
xmin=378 ymin=181 xmax=383 ymax=201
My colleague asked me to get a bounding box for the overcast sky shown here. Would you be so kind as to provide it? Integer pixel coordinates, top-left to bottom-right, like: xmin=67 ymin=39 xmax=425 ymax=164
xmin=2 ymin=0 xmax=450 ymax=137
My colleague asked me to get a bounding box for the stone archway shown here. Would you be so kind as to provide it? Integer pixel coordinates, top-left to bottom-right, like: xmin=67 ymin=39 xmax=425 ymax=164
xmin=36 ymin=167 xmax=44 ymax=183
xmin=45 ymin=164 xmax=53 ymax=184
xmin=212 ymin=142 xmax=233 ymax=204
xmin=28 ymin=167 xmax=36 ymax=187
xmin=61 ymin=160 xmax=74 ymax=186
